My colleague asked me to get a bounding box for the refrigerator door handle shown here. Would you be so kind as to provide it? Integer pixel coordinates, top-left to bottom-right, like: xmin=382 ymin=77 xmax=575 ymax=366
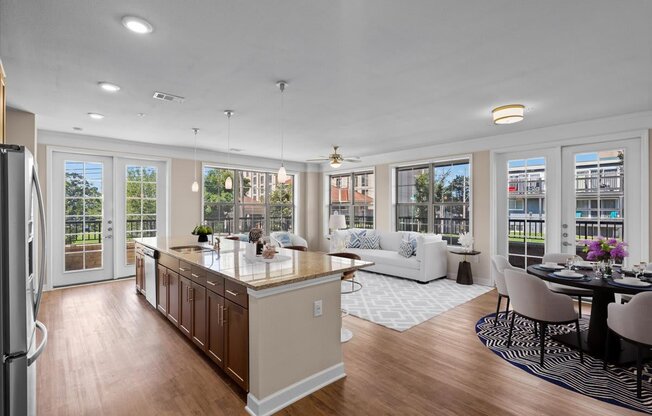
xmin=32 ymin=166 xmax=47 ymax=319
xmin=27 ymin=320 xmax=48 ymax=366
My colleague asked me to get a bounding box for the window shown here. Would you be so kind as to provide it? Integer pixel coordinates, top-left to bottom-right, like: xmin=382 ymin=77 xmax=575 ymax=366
xmin=125 ymin=165 xmax=158 ymax=265
xmin=203 ymin=167 xmax=295 ymax=235
xmin=329 ymin=172 xmax=375 ymax=229
xmin=396 ymin=159 xmax=470 ymax=245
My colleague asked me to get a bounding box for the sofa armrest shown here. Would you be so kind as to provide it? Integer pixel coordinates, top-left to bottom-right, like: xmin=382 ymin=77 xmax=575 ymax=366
xmin=419 ymin=240 xmax=448 ymax=280
xmin=292 ymin=235 xmax=308 ymax=248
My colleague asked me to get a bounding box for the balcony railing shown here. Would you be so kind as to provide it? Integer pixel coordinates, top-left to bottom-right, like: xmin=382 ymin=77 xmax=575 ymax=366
xmin=575 ymin=174 xmax=623 ymax=194
xmin=205 ymin=216 xmax=294 ymax=235
xmin=397 ymin=217 xmax=469 ymax=244
xmin=65 ymin=219 xmax=156 ymax=244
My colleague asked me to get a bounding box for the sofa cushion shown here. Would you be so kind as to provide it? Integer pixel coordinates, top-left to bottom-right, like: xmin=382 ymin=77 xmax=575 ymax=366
xmin=346 ymin=229 xmax=367 ymax=248
xmin=275 ymin=232 xmax=292 ymax=247
xmin=347 ymin=248 xmax=420 ymax=270
xmin=378 ymin=231 xmax=403 ymax=251
xmin=360 ymin=233 xmax=380 ymax=250
xmin=398 ymin=240 xmax=414 ymax=258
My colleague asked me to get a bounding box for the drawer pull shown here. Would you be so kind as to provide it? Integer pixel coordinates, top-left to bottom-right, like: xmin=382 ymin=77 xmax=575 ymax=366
xmin=226 ymin=289 xmax=238 ymax=297
xmin=179 ymin=267 xmax=187 ymax=272
xmin=206 ymin=281 xmax=216 ymax=286
xmin=191 ymin=273 xmax=200 ymax=278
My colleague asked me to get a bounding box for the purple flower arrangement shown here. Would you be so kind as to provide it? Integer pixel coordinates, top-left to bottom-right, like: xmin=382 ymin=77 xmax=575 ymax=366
xmin=581 ymin=237 xmax=628 ymax=262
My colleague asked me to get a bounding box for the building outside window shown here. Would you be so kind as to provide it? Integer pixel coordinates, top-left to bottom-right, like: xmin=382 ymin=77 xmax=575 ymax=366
xmin=396 ymin=159 xmax=471 ymax=245
xmin=329 ymin=171 xmax=375 ymax=229
xmin=203 ymin=166 xmax=294 ymax=235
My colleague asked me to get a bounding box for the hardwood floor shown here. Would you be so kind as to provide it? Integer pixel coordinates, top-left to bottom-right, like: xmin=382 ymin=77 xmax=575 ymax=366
xmin=37 ymin=279 xmax=639 ymax=416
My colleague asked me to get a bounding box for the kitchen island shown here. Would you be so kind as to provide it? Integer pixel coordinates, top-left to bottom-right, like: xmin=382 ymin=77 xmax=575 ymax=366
xmin=134 ymin=236 xmax=373 ymax=416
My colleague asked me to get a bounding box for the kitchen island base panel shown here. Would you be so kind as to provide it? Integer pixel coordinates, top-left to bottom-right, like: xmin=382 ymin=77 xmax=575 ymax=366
xmin=247 ymin=275 xmax=343 ymax=415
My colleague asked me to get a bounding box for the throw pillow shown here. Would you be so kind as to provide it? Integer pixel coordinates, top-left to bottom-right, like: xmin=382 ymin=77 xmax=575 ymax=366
xmin=276 ymin=232 xmax=292 ymax=247
xmin=398 ymin=239 xmax=414 ymax=258
xmin=346 ymin=229 xmax=367 ymax=248
xmin=360 ymin=233 xmax=380 ymax=250
xmin=404 ymin=232 xmax=418 ymax=256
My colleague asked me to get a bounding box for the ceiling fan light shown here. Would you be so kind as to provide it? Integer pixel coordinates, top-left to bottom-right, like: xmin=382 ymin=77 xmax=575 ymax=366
xmin=492 ymin=104 xmax=525 ymax=125
xmin=225 ymin=176 xmax=233 ymax=190
xmin=278 ymin=166 xmax=288 ymax=182
xmin=330 ymin=160 xmax=342 ymax=168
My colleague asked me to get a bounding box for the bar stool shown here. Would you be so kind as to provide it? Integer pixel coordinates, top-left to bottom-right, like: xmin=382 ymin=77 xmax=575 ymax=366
xmin=328 ymin=252 xmax=362 ymax=342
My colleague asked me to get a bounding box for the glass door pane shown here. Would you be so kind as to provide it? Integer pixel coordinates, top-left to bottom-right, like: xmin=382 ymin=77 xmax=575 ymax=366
xmin=573 ymin=150 xmax=625 ymax=258
xmin=125 ymin=165 xmax=158 ymax=265
xmin=507 ymin=157 xmax=546 ymax=268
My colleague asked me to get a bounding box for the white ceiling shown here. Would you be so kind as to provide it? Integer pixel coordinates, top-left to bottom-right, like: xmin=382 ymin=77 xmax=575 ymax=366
xmin=1 ymin=0 xmax=651 ymax=162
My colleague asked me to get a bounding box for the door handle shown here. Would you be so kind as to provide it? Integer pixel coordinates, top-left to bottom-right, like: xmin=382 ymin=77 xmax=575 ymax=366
xmin=562 ymin=242 xmax=572 ymax=246
xmin=189 ymin=287 xmax=194 ymax=302
xmin=206 ymin=280 xmax=216 ymax=286
xmin=27 ymin=321 xmax=48 ymax=366
xmin=32 ymin=167 xmax=46 ymax=319
xmin=226 ymin=289 xmax=238 ymax=297
xmin=105 ymin=235 xmax=113 ymax=239
xmin=219 ymin=304 xmax=223 ymax=326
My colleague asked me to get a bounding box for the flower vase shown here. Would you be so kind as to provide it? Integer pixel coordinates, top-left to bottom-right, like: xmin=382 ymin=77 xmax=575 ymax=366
xmin=197 ymin=234 xmax=208 ymax=243
xmin=600 ymin=259 xmax=614 ymax=278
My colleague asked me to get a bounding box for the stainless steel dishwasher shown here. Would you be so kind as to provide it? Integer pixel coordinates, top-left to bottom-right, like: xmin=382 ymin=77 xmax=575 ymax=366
xmin=142 ymin=246 xmax=158 ymax=307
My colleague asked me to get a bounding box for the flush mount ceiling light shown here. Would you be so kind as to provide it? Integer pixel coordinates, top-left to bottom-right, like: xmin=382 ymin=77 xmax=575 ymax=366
xmin=121 ymin=16 xmax=153 ymax=34
xmin=87 ymin=112 xmax=104 ymax=120
xmin=98 ymin=82 xmax=120 ymax=92
xmin=492 ymin=104 xmax=525 ymax=125
xmin=191 ymin=128 xmax=200 ymax=192
xmin=276 ymin=81 xmax=288 ymax=183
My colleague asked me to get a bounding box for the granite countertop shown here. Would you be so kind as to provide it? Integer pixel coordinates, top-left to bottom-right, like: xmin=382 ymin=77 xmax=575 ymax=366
xmin=135 ymin=236 xmax=374 ymax=290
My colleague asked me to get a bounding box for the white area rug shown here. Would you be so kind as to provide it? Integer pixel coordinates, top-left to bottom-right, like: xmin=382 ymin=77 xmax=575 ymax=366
xmin=341 ymin=271 xmax=493 ymax=332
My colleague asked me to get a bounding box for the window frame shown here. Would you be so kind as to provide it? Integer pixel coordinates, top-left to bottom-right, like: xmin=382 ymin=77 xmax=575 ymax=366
xmin=394 ymin=157 xmax=472 ymax=245
xmin=328 ymin=170 xmax=375 ymax=230
xmin=202 ymin=165 xmax=296 ymax=235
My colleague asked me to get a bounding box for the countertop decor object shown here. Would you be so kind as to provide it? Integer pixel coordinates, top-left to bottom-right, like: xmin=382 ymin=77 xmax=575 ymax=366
xmin=581 ymin=237 xmax=628 ymax=278
xmin=191 ymin=224 xmax=213 ymax=243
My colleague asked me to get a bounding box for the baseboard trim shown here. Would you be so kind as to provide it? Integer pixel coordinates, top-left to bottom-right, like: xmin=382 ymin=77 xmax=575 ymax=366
xmin=245 ymin=362 xmax=346 ymax=416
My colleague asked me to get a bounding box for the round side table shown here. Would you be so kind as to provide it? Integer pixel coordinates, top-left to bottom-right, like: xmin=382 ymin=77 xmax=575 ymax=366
xmin=451 ymin=250 xmax=481 ymax=285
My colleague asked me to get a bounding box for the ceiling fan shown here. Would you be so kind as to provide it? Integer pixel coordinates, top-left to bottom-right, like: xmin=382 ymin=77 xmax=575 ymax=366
xmin=307 ymin=146 xmax=361 ymax=168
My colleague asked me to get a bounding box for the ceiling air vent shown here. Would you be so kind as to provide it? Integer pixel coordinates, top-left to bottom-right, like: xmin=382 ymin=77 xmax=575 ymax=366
xmin=152 ymin=91 xmax=185 ymax=103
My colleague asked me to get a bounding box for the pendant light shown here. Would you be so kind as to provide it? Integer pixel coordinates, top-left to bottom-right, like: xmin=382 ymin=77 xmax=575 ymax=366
xmin=276 ymin=81 xmax=288 ymax=183
xmin=191 ymin=128 xmax=200 ymax=192
xmin=224 ymin=110 xmax=234 ymax=190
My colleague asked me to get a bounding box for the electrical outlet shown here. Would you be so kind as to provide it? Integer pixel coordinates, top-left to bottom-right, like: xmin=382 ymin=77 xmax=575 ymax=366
xmin=313 ymin=300 xmax=323 ymax=317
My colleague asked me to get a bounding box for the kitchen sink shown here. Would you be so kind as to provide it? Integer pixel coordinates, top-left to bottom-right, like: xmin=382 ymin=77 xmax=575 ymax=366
xmin=170 ymin=245 xmax=213 ymax=254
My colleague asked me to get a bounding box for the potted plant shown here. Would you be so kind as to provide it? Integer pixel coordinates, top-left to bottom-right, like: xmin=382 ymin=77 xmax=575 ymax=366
xmin=582 ymin=237 xmax=628 ymax=277
xmin=191 ymin=224 xmax=213 ymax=243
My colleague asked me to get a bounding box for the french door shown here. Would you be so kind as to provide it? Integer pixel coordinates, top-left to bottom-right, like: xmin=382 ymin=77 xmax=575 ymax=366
xmin=51 ymin=152 xmax=168 ymax=287
xmin=495 ymin=136 xmax=646 ymax=271
xmin=52 ymin=152 xmax=114 ymax=286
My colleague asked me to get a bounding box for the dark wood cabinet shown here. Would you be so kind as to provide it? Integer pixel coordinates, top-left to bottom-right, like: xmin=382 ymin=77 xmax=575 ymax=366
xmin=157 ymin=264 xmax=168 ymax=315
xmin=207 ymin=290 xmax=225 ymax=367
xmin=224 ymin=299 xmax=249 ymax=390
xmin=167 ymin=270 xmax=180 ymax=327
xmin=191 ymin=282 xmax=207 ymax=350
xmin=150 ymin=254 xmax=248 ymax=391
xmin=179 ymin=276 xmax=192 ymax=339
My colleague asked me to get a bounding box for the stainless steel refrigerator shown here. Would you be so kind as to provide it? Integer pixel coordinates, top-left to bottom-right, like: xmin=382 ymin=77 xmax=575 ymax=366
xmin=0 ymin=144 xmax=47 ymax=416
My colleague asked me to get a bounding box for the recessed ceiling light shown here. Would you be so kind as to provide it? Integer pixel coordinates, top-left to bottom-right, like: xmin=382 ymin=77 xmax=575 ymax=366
xmin=121 ymin=16 xmax=153 ymax=34
xmin=137 ymin=112 xmax=146 ymax=117
xmin=87 ymin=113 xmax=105 ymax=120
xmin=72 ymin=127 xmax=83 ymax=131
xmin=98 ymin=82 xmax=120 ymax=92
xmin=229 ymin=148 xmax=243 ymax=152
xmin=492 ymin=104 xmax=525 ymax=125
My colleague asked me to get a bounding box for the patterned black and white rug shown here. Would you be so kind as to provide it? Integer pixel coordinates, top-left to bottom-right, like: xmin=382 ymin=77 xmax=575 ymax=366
xmin=476 ymin=313 xmax=652 ymax=414
xmin=341 ymin=271 xmax=492 ymax=332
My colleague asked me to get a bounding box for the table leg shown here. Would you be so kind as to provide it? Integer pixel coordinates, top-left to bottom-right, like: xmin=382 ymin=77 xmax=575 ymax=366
xmin=586 ymin=290 xmax=616 ymax=356
xmin=456 ymin=261 xmax=473 ymax=285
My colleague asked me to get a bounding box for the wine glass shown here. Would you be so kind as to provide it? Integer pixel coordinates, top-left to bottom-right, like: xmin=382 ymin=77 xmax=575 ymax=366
xmin=632 ymin=264 xmax=641 ymax=279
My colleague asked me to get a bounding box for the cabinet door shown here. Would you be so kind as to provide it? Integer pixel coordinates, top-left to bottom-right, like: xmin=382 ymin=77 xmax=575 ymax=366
xmin=206 ymin=291 xmax=224 ymax=367
xmin=166 ymin=270 xmax=180 ymax=327
xmin=225 ymin=300 xmax=249 ymax=390
xmin=157 ymin=264 xmax=168 ymax=316
xmin=179 ymin=276 xmax=192 ymax=339
xmin=191 ymin=282 xmax=207 ymax=350
xmin=135 ymin=254 xmax=144 ymax=293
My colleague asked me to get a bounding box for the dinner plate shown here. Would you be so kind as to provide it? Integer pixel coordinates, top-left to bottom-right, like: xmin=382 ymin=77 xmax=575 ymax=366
xmin=614 ymin=278 xmax=652 ymax=288
xmin=536 ymin=264 xmax=564 ymax=271
xmin=552 ymin=271 xmax=585 ymax=279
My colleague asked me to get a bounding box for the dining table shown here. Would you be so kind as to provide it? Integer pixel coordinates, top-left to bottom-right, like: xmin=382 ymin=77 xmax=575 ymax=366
xmin=526 ymin=264 xmax=652 ymax=364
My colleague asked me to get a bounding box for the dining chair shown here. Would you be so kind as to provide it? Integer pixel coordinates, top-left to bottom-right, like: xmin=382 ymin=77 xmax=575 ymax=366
xmin=491 ymin=255 xmax=515 ymax=326
xmin=542 ymin=252 xmax=593 ymax=318
xmin=604 ymin=292 xmax=652 ymax=398
xmin=504 ymin=269 xmax=584 ymax=367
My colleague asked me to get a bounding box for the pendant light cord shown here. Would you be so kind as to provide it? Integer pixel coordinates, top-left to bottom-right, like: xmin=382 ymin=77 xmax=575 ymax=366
xmin=280 ymin=83 xmax=285 ymax=167
xmin=227 ymin=113 xmax=231 ymax=164
xmin=193 ymin=128 xmax=198 ymax=181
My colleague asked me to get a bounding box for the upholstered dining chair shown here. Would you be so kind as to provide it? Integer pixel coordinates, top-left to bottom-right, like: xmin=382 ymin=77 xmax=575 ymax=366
xmin=542 ymin=252 xmax=593 ymax=318
xmin=491 ymin=255 xmax=515 ymax=327
xmin=504 ymin=269 xmax=584 ymax=367
xmin=604 ymin=292 xmax=652 ymax=398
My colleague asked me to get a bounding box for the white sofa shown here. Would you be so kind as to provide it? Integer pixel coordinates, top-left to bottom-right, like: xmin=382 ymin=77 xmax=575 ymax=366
xmin=330 ymin=229 xmax=448 ymax=283
xmin=270 ymin=232 xmax=308 ymax=248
